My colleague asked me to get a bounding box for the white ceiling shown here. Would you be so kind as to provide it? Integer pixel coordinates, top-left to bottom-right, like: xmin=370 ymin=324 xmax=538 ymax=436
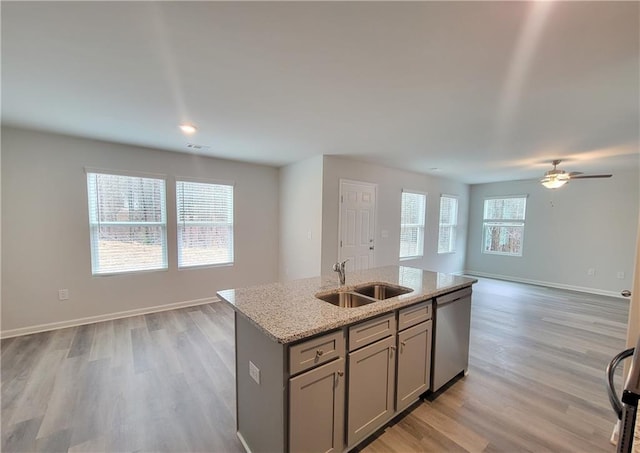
xmin=2 ymin=1 xmax=638 ymax=184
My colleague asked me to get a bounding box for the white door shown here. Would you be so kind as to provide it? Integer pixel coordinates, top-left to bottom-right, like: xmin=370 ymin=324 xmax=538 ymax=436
xmin=339 ymin=180 xmax=376 ymax=271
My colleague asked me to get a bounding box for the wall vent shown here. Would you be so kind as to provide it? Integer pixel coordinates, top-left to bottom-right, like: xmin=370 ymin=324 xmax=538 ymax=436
xmin=187 ymin=143 xmax=211 ymax=151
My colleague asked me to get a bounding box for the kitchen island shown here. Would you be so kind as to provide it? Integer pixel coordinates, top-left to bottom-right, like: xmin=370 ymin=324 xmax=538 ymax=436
xmin=217 ymin=265 xmax=476 ymax=453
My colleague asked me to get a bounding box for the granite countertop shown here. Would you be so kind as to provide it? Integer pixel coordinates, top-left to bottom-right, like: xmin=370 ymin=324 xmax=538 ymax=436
xmin=217 ymin=265 xmax=477 ymax=344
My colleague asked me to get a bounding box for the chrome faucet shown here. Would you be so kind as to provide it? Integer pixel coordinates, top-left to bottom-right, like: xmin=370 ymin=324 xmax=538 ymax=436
xmin=333 ymin=259 xmax=348 ymax=285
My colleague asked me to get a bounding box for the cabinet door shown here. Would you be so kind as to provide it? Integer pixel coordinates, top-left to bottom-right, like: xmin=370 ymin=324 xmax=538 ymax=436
xmin=347 ymin=335 xmax=396 ymax=448
xmin=289 ymin=358 xmax=345 ymax=453
xmin=396 ymin=320 xmax=432 ymax=412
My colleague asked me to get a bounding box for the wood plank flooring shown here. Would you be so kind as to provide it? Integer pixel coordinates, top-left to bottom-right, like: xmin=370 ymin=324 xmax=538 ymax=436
xmin=1 ymin=277 xmax=631 ymax=452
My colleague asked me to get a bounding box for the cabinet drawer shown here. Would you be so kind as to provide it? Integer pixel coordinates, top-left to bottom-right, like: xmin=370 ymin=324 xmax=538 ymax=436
xmin=398 ymin=301 xmax=431 ymax=331
xmin=348 ymin=313 xmax=396 ymax=352
xmin=289 ymin=329 xmax=345 ymax=376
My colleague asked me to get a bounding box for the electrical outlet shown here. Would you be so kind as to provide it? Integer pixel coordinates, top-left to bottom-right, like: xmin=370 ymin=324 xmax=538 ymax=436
xmin=58 ymin=289 xmax=69 ymax=301
xmin=587 ymin=268 xmax=595 ymax=276
xmin=249 ymin=361 xmax=260 ymax=385
xmin=617 ymin=272 xmax=625 ymax=279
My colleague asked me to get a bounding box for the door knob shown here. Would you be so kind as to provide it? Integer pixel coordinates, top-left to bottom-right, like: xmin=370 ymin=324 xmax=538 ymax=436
xmin=621 ymin=290 xmax=632 ymax=297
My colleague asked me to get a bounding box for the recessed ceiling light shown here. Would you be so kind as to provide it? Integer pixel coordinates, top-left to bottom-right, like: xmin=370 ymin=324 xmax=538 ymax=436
xmin=179 ymin=123 xmax=197 ymax=135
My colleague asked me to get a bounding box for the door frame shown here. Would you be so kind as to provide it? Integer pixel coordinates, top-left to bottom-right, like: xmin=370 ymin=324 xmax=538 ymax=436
xmin=338 ymin=179 xmax=378 ymax=268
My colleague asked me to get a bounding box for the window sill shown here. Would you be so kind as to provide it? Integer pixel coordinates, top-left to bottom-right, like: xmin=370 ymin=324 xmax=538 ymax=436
xmin=92 ymin=267 xmax=169 ymax=277
xmin=178 ymin=262 xmax=234 ymax=271
xmin=482 ymin=251 xmax=523 ymax=257
xmin=399 ymin=256 xmax=422 ymax=261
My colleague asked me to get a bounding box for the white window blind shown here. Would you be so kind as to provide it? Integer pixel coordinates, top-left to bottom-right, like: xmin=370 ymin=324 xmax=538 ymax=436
xmin=482 ymin=196 xmax=527 ymax=256
xmin=87 ymin=172 xmax=167 ymax=275
xmin=438 ymin=195 xmax=458 ymax=253
xmin=400 ymin=191 xmax=426 ymax=259
xmin=176 ymin=180 xmax=234 ymax=268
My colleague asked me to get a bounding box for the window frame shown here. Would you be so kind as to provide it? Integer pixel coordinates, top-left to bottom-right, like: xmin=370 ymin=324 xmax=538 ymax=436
xmin=399 ymin=190 xmax=427 ymax=260
xmin=175 ymin=177 xmax=235 ymax=269
xmin=438 ymin=194 xmax=459 ymax=254
xmin=481 ymin=195 xmax=527 ymax=257
xmin=86 ymin=168 xmax=168 ymax=276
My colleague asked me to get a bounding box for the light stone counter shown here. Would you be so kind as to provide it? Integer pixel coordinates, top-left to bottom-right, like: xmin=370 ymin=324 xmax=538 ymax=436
xmin=217 ymin=265 xmax=477 ymax=344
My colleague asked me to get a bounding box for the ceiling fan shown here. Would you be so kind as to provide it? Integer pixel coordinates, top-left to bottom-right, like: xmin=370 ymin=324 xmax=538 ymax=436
xmin=540 ymin=159 xmax=612 ymax=189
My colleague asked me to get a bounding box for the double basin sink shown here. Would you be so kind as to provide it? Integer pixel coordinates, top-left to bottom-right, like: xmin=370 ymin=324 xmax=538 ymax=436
xmin=315 ymin=283 xmax=413 ymax=308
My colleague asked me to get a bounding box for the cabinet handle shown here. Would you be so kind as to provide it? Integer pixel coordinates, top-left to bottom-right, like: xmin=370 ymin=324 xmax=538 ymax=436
xmin=400 ymin=341 xmax=406 ymax=347
xmin=337 ymin=370 xmax=344 ymax=377
xmin=315 ymin=349 xmax=324 ymax=358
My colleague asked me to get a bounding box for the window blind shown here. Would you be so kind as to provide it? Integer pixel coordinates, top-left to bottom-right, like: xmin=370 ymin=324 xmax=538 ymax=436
xmin=438 ymin=196 xmax=458 ymax=253
xmin=176 ymin=180 xmax=234 ymax=268
xmin=87 ymin=172 xmax=167 ymax=275
xmin=400 ymin=191 xmax=426 ymax=258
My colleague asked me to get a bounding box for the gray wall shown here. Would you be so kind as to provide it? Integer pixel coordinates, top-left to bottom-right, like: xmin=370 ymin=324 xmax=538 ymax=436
xmin=279 ymin=155 xmax=323 ymax=280
xmin=321 ymin=156 xmax=469 ymax=276
xmin=1 ymin=127 xmax=279 ymax=333
xmin=465 ymin=171 xmax=639 ymax=296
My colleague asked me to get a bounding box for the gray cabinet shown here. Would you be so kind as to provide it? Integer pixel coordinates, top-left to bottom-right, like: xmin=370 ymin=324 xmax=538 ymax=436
xmin=347 ymin=334 xmax=396 ymax=448
xmin=234 ymin=293 xmax=447 ymax=453
xmin=289 ymin=357 xmax=345 ymax=453
xmin=396 ymin=320 xmax=432 ymax=412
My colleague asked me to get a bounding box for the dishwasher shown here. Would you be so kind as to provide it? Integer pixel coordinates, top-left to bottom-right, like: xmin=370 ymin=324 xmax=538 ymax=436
xmin=431 ymin=287 xmax=472 ymax=392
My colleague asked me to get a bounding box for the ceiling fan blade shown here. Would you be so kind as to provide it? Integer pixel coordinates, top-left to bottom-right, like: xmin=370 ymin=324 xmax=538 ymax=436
xmin=570 ymin=174 xmax=613 ymax=179
xmin=568 ymin=171 xmax=583 ymax=176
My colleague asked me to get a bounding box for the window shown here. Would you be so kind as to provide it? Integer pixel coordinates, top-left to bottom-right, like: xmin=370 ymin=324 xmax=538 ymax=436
xmin=87 ymin=172 xmax=167 ymax=275
xmin=399 ymin=191 xmax=427 ymax=259
xmin=482 ymin=196 xmax=527 ymax=256
xmin=438 ymin=195 xmax=458 ymax=253
xmin=176 ymin=180 xmax=234 ymax=268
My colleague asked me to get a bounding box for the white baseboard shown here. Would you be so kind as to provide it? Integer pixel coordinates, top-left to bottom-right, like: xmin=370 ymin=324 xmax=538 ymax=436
xmin=464 ymin=270 xmax=623 ymax=299
xmin=1 ymin=297 xmax=219 ymax=339
xmin=236 ymin=431 xmax=253 ymax=453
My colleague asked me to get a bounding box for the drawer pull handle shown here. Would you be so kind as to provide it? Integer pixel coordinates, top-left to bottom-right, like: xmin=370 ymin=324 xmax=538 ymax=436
xmin=316 ymin=349 xmax=324 ymax=358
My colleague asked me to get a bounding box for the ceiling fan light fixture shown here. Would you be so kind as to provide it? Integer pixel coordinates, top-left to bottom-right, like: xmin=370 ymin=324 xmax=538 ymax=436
xmin=541 ymin=176 xmax=568 ymax=189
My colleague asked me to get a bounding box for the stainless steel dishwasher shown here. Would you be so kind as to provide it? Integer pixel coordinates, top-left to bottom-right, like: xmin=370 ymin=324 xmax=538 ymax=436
xmin=431 ymin=287 xmax=472 ymax=392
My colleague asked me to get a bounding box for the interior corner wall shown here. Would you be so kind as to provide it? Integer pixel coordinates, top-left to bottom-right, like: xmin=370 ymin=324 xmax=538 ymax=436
xmin=1 ymin=126 xmax=279 ymax=333
xmin=465 ymin=170 xmax=640 ymax=296
xmin=320 ymin=156 xmax=469 ymax=276
xmin=278 ymin=155 xmax=323 ymax=281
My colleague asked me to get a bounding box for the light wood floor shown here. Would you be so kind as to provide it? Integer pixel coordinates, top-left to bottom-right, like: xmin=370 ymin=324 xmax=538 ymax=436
xmin=1 ymin=277 xmax=630 ymax=452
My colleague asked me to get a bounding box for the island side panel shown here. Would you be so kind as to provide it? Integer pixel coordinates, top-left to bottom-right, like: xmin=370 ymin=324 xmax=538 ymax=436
xmin=235 ymin=313 xmax=286 ymax=452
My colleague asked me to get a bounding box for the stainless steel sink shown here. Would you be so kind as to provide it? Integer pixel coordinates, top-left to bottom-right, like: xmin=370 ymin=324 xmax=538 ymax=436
xmin=353 ymin=283 xmax=413 ymax=300
xmin=315 ymin=291 xmax=378 ymax=308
